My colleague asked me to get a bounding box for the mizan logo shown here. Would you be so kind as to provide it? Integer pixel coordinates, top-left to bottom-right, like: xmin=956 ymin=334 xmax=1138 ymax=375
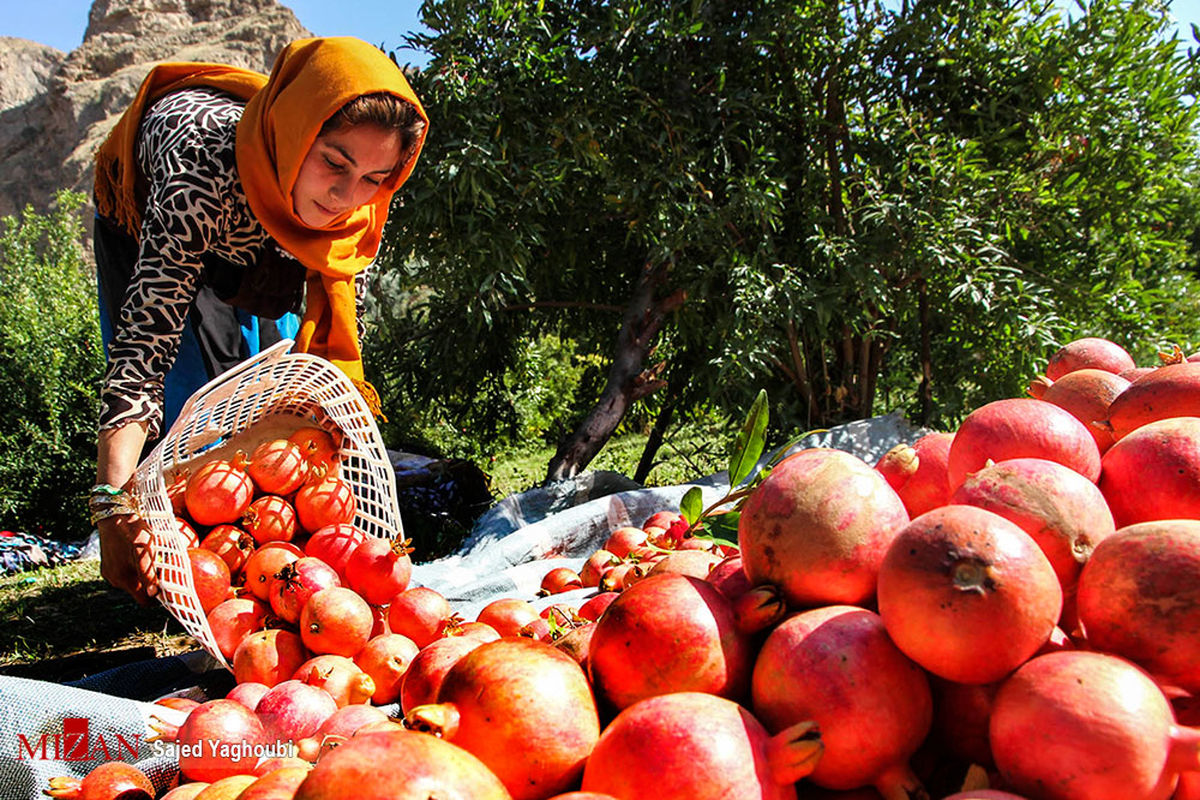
xmin=17 ymin=717 xmax=141 ymax=762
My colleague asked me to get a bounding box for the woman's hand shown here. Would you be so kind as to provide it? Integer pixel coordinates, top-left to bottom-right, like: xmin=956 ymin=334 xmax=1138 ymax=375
xmin=97 ymin=511 xmax=158 ymax=606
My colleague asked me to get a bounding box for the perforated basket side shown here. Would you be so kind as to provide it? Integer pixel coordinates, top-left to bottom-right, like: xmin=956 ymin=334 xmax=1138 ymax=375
xmin=133 ymin=341 xmax=403 ymax=669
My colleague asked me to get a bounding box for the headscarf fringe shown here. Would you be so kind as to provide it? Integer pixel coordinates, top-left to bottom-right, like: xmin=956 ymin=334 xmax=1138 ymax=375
xmin=353 ymin=378 xmax=387 ymax=422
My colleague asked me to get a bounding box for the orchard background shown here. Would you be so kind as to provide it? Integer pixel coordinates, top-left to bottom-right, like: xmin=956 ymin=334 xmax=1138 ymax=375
xmin=3 ymin=0 xmax=1200 ymax=549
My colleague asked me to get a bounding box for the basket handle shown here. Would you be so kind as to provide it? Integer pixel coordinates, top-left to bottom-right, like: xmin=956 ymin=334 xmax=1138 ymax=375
xmin=170 ymin=339 xmax=295 ymax=428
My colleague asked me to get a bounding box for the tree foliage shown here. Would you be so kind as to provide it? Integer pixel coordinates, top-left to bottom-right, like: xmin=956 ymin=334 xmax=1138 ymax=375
xmin=0 ymin=192 xmax=103 ymax=536
xmin=374 ymin=0 xmax=1200 ymax=479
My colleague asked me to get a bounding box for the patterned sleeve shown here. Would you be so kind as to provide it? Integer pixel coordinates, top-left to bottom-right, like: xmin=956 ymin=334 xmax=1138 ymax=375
xmin=355 ymin=263 xmax=372 ymax=344
xmin=98 ymin=91 xmax=239 ymax=439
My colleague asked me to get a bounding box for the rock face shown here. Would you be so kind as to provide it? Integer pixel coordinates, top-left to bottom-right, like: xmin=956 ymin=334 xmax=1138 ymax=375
xmin=0 ymin=0 xmax=310 ymax=223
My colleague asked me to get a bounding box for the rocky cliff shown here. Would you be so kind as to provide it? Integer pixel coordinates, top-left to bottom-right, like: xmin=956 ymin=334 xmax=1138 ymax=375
xmin=0 ymin=0 xmax=310 ymax=224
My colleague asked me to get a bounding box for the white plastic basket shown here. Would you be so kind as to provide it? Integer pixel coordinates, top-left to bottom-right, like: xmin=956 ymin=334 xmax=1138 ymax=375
xmin=132 ymin=339 xmax=403 ymax=669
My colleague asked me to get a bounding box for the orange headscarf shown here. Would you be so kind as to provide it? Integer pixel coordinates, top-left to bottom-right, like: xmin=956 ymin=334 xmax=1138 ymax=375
xmin=94 ymin=37 xmax=429 ymax=416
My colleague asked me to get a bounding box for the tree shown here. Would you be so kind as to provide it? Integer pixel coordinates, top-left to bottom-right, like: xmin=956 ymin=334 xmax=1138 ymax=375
xmin=376 ymin=0 xmax=1200 ymax=483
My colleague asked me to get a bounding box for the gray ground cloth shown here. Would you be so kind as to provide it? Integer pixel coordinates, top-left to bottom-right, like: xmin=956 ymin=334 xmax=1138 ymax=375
xmin=0 ymin=412 xmax=924 ymax=798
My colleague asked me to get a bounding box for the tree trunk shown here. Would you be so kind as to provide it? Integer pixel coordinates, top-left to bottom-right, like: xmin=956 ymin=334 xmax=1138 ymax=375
xmin=544 ymin=261 xmax=685 ymax=483
xmin=633 ymin=397 xmax=676 ymax=485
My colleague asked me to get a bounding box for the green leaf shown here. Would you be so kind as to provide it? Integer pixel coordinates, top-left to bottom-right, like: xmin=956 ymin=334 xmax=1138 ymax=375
xmin=679 ymin=486 xmax=704 ymax=525
xmin=728 ymin=389 xmax=768 ymax=486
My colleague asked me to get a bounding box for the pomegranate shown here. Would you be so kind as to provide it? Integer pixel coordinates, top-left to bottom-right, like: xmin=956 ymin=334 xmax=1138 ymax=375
xmin=295 ymin=705 xmax=389 ymax=760
xmin=399 ymin=635 xmax=483 ymax=713
xmin=946 ymin=398 xmax=1102 ymax=490
xmin=404 ymin=638 xmax=600 ymax=800
xmin=303 ymin=523 xmax=367 ymax=581
xmin=1099 ymin=362 xmax=1200 ymax=439
xmin=874 ymin=431 xmax=956 ymax=518
xmin=931 ymin=677 xmax=1001 ymax=767
xmin=597 ymin=561 xmax=648 ymax=592
xmin=949 ymin=457 xmax=1115 ymax=624
xmin=588 ymin=572 xmax=752 ymax=711
xmin=731 ymin=583 xmax=789 ymax=635
xmin=476 ymin=597 xmax=542 ymax=637
xmin=154 ymin=699 xmax=265 ymax=783
xmin=300 ymin=586 xmax=373 ymax=657
xmin=43 ymin=762 xmax=153 ymax=800
xmin=579 ymin=550 xmax=620 ymax=587
xmin=387 ymin=586 xmax=452 ymax=647
xmin=576 ymin=591 xmax=619 ymax=622
xmin=705 ymin=554 xmax=753 ymax=600
xmin=353 ymin=633 xmax=420 ymax=704
xmin=940 ymin=793 xmax=1029 ymax=800
xmin=738 ymin=448 xmax=910 ymax=607
xmin=581 ymin=692 xmax=821 ymax=800
xmin=1098 ymin=416 xmax=1200 ymax=527
xmin=292 ymin=729 xmax=512 ymax=799
xmin=225 ymin=681 xmax=270 ymax=712
xmin=200 ymin=525 xmax=256 ymax=576
xmin=1044 ymin=336 xmax=1135 ymax=380
xmin=232 ymin=629 xmax=309 ymax=687
xmin=175 ymin=516 xmax=200 ymax=548
xmin=751 ymin=605 xmax=932 ymax=798
xmin=877 ymin=505 xmax=1062 ymax=684
xmin=1076 ymin=520 xmax=1200 ymax=693
xmin=167 ymin=469 xmax=190 ymax=515
xmin=990 ymin=650 xmax=1200 ymax=800
xmin=247 ymin=438 xmax=309 ymax=495
xmin=294 ymin=475 xmax=356 ymax=533
xmin=645 ymin=549 xmax=723 ymax=579
xmin=236 ymin=765 xmax=311 ymax=800
xmin=344 ymin=536 xmax=413 ymax=605
xmin=160 ymin=784 xmax=210 ymax=800
xmin=242 ymin=542 xmax=302 ymax=602
xmin=191 ymin=774 xmax=258 ymax=798
xmin=256 ymin=679 xmax=338 ymax=742
xmin=602 ymin=526 xmax=648 ymax=558
xmin=552 ymin=620 xmax=595 ymax=668
xmin=252 ymin=756 xmax=313 ymax=777
xmin=188 ymin=547 xmax=233 ymax=614
xmin=155 ymin=696 xmax=201 ymax=713
xmin=539 ymin=566 xmax=583 ymax=595
xmin=241 ymin=495 xmax=297 ymax=545
xmin=206 ymin=597 xmax=268 ymax=660
xmin=442 ymin=617 xmax=501 ymax=643
xmin=294 ymin=653 xmax=377 ymax=706
xmin=269 ymin=557 xmax=340 ymax=625
xmin=288 ymin=427 xmax=339 ymax=475
xmin=1035 ymin=368 xmax=1130 ymax=453
xmin=185 ymin=455 xmax=255 ymax=526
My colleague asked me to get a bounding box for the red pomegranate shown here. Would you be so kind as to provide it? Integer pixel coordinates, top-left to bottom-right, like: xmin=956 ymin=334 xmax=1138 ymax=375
xmin=226 ymin=681 xmax=270 ymax=712
xmin=645 ymin=549 xmax=723 ymax=580
xmin=294 ymin=653 xmax=377 ymax=707
xmin=946 ymin=398 xmax=1102 ymax=490
xmin=1098 ymin=416 xmax=1200 ymax=527
xmin=552 ymin=621 xmax=595 ymax=668
xmin=294 ymin=475 xmax=356 ymax=533
xmin=588 ymin=572 xmax=752 ymax=711
xmin=576 ymin=591 xmax=619 ymax=622
xmin=877 ymin=505 xmax=1062 ymax=684
xmin=738 ymin=448 xmax=910 ymax=607
xmin=300 ymin=586 xmax=373 ymax=657
xmin=1100 ymin=362 xmax=1200 ymax=439
xmin=344 ymin=536 xmax=413 ymax=605
xmin=403 ymin=638 xmax=600 ymax=800
xmin=185 ymin=455 xmax=255 ymax=526
xmin=476 ymin=597 xmax=542 ymax=638
xmin=174 ymin=516 xmax=200 ymax=548
xmin=875 ymin=431 xmax=956 ymax=518
xmin=1076 ymin=520 xmax=1200 ymax=693
xmin=292 ymin=729 xmax=511 ymax=799
xmin=581 ymin=692 xmax=821 ymax=800
xmin=159 ymin=784 xmax=209 ymax=800
xmin=237 ymin=765 xmax=312 ymax=800
xmin=705 ymin=554 xmax=753 ymax=600
xmin=288 ymin=427 xmax=339 ymax=475
xmin=188 ymin=547 xmax=233 ymax=614
xmin=303 ymin=523 xmax=367 ymax=581
xmin=353 ymin=633 xmax=420 ymax=704
xmin=242 ymin=542 xmax=303 ymax=602
xmin=200 ymin=525 xmax=256 ymax=577
xmin=539 ymin=566 xmax=583 ymax=594
xmin=602 ymin=526 xmax=648 ymax=558
xmin=751 ymin=605 xmax=932 ymax=797
xmin=1034 ymin=368 xmax=1130 ymax=453
xmin=399 ymin=634 xmax=484 ymax=713
xmin=242 ymin=495 xmax=297 ymax=545
xmin=949 ymin=457 xmax=1115 ymax=617
xmin=931 ymin=677 xmax=1001 ymax=768
xmin=579 ymin=550 xmax=620 ymax=587
xmin=294 ymin=705 xmax=389 ymax=760
xmin=247 ymin=438 xmax=309 ymax=496
xmin=232 ymin=629 xmax=309 ymax=687
xmin=990 ymin=650 xmax=1200 ymax=800
xmin=1045 ymin=336 xmax=1136 ymax=380
xmin=387 ymin=586 xmax=452 ymax=647
xmin=256 ymin=679 xmax=337 ymax=742
xmin=154 ymin=699 xmax=265 ymax=783
xmin=44 ymin=762 xmax=153 ymax=800
xmin=207 ymin=596 xmax=268 ymax=660
xmin=269 ymin=557 xmax=340 ymax=625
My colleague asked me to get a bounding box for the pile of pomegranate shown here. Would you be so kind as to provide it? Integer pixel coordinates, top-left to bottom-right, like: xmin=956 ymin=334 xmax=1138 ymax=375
xmin=51 ymin=336 xmax=1200 ymax=800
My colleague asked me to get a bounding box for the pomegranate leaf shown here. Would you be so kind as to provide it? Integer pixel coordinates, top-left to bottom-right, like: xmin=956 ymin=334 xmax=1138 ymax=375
xmin=679 ymin=486 xmax=703 ymax=524
xmin=729 ymin=389 xmax=768 ymax=486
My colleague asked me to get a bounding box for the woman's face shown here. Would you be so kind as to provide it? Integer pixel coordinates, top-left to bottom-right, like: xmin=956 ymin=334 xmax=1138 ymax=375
xmin=292 ymin=123 xmax=403 ymax=228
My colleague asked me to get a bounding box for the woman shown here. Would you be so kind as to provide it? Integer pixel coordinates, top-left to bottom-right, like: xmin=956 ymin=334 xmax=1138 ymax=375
xmin=87 ymin=37 xmax=429 ymax=604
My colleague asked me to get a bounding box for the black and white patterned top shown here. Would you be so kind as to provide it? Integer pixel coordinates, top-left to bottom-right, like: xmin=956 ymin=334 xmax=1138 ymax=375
xmin=99 ymin=88 xmax=368 ymax=439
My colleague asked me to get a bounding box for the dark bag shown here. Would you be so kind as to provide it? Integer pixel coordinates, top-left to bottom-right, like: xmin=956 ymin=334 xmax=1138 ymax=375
xmin=204 ymin=243 xmax=306 ymax=320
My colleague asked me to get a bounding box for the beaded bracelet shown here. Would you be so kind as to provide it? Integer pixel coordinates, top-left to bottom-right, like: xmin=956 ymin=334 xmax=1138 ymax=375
xmin=87 ymin=484 xmax=141 ymax=524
